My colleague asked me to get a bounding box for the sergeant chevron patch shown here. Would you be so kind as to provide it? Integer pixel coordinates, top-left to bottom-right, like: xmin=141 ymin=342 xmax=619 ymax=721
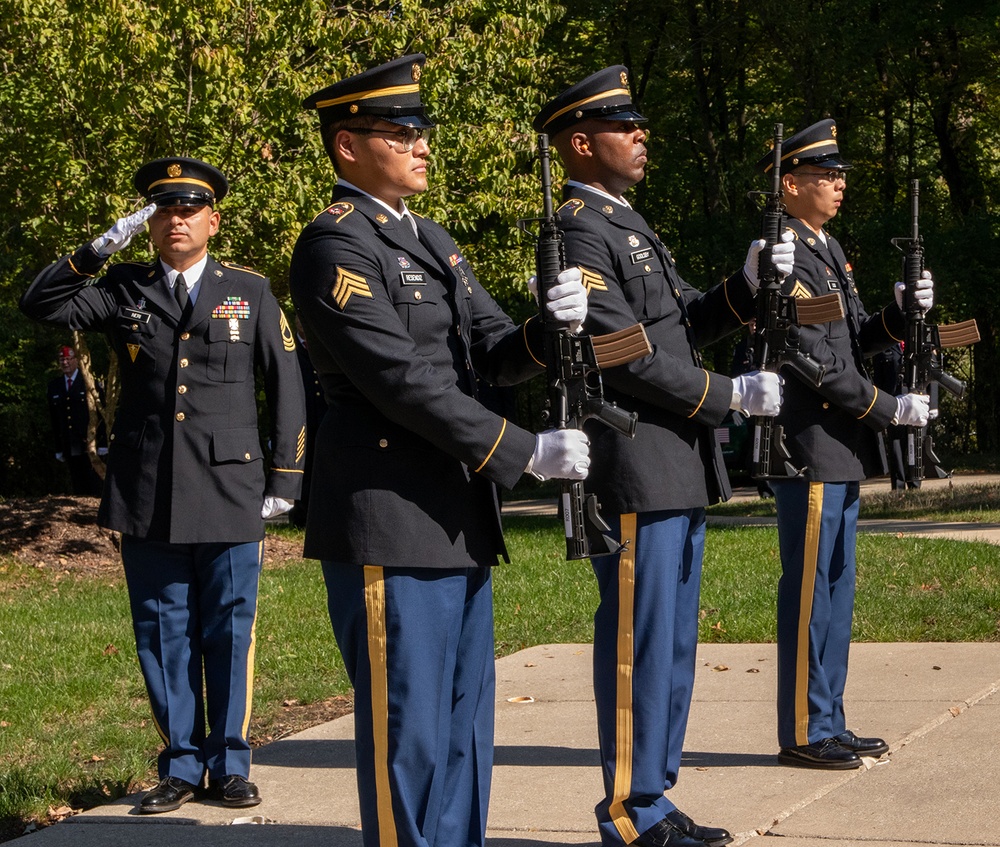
xmin=333 ymin=267 xmax=373 ymax=310
xmin=789 ymin=281 xmax=812 ymax=299
xmin=580 ymin=267 xmax=608 ymax=295
xmin=279 ymin=310 xmax=296 ymax=352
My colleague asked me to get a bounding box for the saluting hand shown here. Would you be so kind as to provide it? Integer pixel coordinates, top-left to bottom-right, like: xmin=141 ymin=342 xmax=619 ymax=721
xmin=91 ymin=203 xmax=157 ymax=258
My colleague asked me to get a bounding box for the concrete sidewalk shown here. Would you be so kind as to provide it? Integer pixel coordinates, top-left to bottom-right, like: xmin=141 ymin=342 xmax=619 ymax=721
xmin=27 ymin=642 xmax=1000 ymax=846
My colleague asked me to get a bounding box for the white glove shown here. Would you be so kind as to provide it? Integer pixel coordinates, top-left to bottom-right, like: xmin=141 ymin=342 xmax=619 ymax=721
xmin=527 ymin=428 xmax=590 ymax=480
xmin=744 ymin=230 xmax=795 ymax=291
xmin=528 ymin=268 xmax=588 ymax=334
xmin=55 ymin=452 xmax=65 ymax=462
xmin=893 ymin=393 xmax=930 ymax=427
xmin=893 ymin=270 xmax=934 ymax=313
xmin=91 ymin=203 xmax=157 ymax=258
xmin=261 ymin=496 xmax=295 ymax=519
xmin=731 ymin=370 xmax=782 ymax=416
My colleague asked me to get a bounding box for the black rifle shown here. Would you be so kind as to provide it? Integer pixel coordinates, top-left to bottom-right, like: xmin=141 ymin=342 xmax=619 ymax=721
xmin=520 ymin=134 xmax=651 ymax=560
xmin=891 ymin=178 xmax=980 ymax=482
xmin=748 ymin=123 xmax=845 ymax=479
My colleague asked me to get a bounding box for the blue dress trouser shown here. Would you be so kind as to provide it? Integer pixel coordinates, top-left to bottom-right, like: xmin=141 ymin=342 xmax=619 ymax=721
xmin=591 ymin=510 xmax=706 ymax=847
xmin=773 ymin=480 xmax=859 ymax=747
xmin=121 ymin=535 xmax=263 ymax=784
xmin=323 ymin=563 xmax=495 ymax=847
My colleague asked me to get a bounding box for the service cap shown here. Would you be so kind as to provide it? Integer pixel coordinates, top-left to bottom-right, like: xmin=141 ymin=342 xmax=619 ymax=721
xmin=133 ymin=157 xmax=228 ymax=206
xmin=303 ymin=54 xmax=435 ymax=128
xmin=534 ymin=66 xmax=646 ymax=137
xmin=757 ymin=118 xmax=852 ymax=174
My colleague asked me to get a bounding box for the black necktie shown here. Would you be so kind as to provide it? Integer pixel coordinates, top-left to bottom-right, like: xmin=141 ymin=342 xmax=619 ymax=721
xmin=174 ymin=273 xmax=190 ymax=320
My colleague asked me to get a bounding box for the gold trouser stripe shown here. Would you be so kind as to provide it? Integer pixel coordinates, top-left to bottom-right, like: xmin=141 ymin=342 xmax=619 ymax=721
xmin=241 ymin=541 xmax=264 ymax=742
xmin=795 ymin=483 xmax=824 ymax=745
xmin=609 ymin=513 xmax=641 ymax=844
xmin=364 ymin=566 xmax=398 ymax=847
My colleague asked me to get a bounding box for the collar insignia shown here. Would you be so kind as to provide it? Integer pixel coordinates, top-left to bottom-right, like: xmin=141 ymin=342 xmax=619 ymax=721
xmin=375 ymin=213 xmax=389 ymax=224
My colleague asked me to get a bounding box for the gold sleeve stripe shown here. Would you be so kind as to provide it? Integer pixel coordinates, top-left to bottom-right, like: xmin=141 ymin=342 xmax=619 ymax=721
xmin=67 ymin=256 xmax=94 ymax=277
xmin=794 ymin=483 xmax=824 ymax=745
xmin=857 ymin=386 xmax=879 ymax=419
xmin=724 ymin=274 xmax=750 ymax=324
xmin=363 ymin=566 xmax=399 ymax=847
xmin=296 ymin=426 xmax=306 ymax=463
xmin=280 ymin=310 xmax=296 ymax=352
xmin=686 ymin=370 xmax=711 ymax=418
xmin=474 ymin=418 xmax=507 ymax=473
xmin=608 ymin=511 xmax=641 ymax=845
xmin=271 ymin=467 xmax=305 ymax=474
xmin=333 ymin=267 xmax=373 ymax=310
xmin=882 ymin=307 xmax=903 ymax=342
xmin=524 ymin=315 xmax=544 ymax=366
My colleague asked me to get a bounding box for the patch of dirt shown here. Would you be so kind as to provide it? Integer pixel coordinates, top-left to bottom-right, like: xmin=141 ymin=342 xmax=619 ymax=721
xmin=0 ymin=495 xmax=305 ymax=575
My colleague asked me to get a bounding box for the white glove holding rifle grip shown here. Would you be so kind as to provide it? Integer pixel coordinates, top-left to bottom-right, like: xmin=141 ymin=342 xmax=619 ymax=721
xmin=91 ymin=203 xmax=157 ymax=258
xmin=892 ymin=393 xmax=930 ymax=427
xmin=527 ymin=267 xmax=588 ymax=334
xmin=743 ymin=230 xmax=796 ymax=292
xmin=893 ymin=269 xmax=934 ymax=313
xmin=731 ymin=370 xmax=782 ymax=416
xmin=527 ymin=428 xmax=590 ymax=480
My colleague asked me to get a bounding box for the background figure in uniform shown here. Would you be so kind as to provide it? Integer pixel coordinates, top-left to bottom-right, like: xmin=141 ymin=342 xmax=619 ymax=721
xmin=290 ymin=55 xmax=590 ymax=847
xmin=21 ymin=157 xmax=306 ymax=813
xmin=48 ymin=345 xmax=105 ymax=495
xmin=536 ymin=67 xmax=789 ymax=847
xmin=756 ymin=120 xmax=932 ymax=769
xmin=289 ymin=315 xmax=325 ymax=528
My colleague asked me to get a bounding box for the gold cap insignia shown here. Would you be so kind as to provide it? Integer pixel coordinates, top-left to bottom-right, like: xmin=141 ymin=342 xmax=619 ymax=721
xmin=350 ymin=104 xmax=358 ymax=113
xmin=792 ymin=157 xmax=800 ymax=165
xmin=167 ymin=164 xmax=182 ymax=177
xmin=831 ymin=124 xmax=837 ymax=137
xmin=620 ymin=71 xmax=629 ymax=87
xmin=412 ymin=63 xmax=422 ymax=82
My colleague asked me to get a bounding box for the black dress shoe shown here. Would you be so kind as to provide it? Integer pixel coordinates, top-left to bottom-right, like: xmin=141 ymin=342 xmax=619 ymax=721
xmin=834 ymin=729 xmax=889 ymax=757
xmin=634 ymin=816 xmax=713 ymax=847
xmin=665 ymin=809 xmax=733 ymax=846
xmin=209 ymin=774 xmax=261 ymax=807
xmin=778 ymin=737 xmax=862 ymax=769
xmin=139 ymin=776 xmax=199 ymax=813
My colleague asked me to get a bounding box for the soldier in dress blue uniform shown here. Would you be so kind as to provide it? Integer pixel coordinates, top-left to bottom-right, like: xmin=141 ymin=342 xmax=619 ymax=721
xmin=754 ymin=120 xmax=933 ymax=769
xmin=289 ymin=55 xmax=590 ymax=847
xmin=21 ymin=157 xmax=306 ymax=812
xmin=535 ymin=68 xmax=792 ymax=847
xmin=47 ymin=345 xmax=105 ymax=495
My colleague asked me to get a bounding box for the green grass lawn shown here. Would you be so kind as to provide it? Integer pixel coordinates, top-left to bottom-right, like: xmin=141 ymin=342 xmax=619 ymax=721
xmin=0 ymin=512 xmax=998 ymax=831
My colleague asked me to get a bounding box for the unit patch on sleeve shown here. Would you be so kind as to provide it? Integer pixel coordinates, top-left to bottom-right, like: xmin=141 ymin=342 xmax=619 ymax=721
xmin=556 ymin=198 xmax=585 ymax=216
xmin=326 ymin=202 xmax=355 ymax=222
xmin=212 ymin=297 xmax=251 ymax=319
xmin=580 ymin=267 xmax=609 ymax=295
xmin=332 ymin=267 xmax=374 ymax=310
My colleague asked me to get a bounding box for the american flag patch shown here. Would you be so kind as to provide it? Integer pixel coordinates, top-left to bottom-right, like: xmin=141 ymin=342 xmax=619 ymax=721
xmin=449 ymin=253 xmax=462 ymax=267
xmin=212 ymin=297 xmax=250 ymax=319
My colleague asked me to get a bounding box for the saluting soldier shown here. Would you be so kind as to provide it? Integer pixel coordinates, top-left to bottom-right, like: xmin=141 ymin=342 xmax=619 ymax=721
xmin=21 ymin=158 xmax=306 ymax=812
xmin=536 ymin=68 xmax=794 ymax=847
xmin=755 ymin=120 xmax=932 ymax=769
xmin=290 ymin=54 xmax=590 ymax=847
